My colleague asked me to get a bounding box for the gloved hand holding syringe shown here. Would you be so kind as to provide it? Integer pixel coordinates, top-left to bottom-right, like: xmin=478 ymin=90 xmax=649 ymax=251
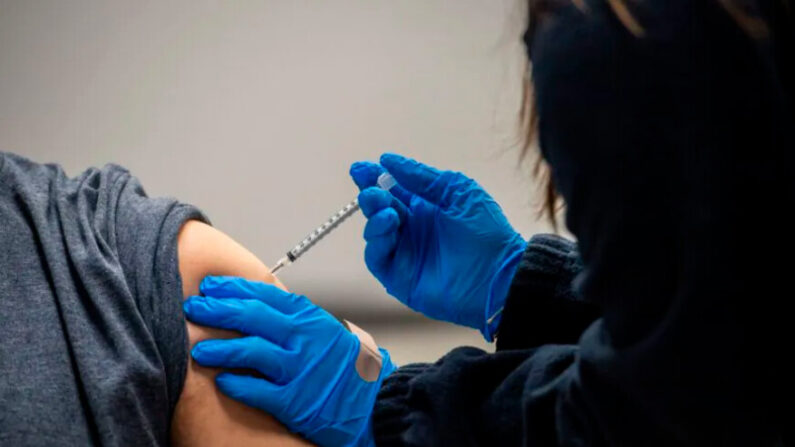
xmin=269 ymin=172 xmax=397 ymax=275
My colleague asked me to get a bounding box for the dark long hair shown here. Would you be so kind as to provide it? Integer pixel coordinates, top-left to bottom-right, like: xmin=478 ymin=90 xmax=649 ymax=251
xmin=521 ymin=0 xmax=794 ymax=225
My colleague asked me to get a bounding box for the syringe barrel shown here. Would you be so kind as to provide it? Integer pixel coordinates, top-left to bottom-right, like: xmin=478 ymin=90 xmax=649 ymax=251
xmin=272 ymin=172 xmax=397 ymax=273
xmin=287 ymin=198 xmax=361 ymax=261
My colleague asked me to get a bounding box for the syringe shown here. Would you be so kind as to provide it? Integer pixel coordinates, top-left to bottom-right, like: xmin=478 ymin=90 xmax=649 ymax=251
xmin=270 ymin=172 xmax=397 ymax=275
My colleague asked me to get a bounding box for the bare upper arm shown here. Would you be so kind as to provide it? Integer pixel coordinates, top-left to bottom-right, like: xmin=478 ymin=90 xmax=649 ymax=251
xmin=171 ymin=220 xmax=312 ymax=447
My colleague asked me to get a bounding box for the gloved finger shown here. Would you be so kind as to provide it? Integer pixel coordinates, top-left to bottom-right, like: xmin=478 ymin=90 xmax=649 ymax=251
xmin=364 ymin=232 xmax=398 ymax=274
xmin=357 ymin=187 xmax=392 ymax=217
xmin=215 ymin=373 xmax=287 ymax=418
xmin=199 ymin=276 xmax=311 ymax=315
xmin=183 ymin=296 xmax=291 ymax=344
xmin=380 ymin=153 xmax=450 ymax=205
xmin=192 ymin=336 xmax=294 ymax=384
xmin=384 ymin=182 xmax=415 ymax=209
xmin=349 ymin=161 xmax=384 ymax=190
xmin=358 ymin=188 xmax=406 ymax=225
xmin=364 ymin=208 xmax=400 ymax=240
xmin=350 ymin=160 xmax=415 ymax=209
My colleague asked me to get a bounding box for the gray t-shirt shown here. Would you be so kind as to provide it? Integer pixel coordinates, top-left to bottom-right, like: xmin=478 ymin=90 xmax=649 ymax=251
xmin=0 ymin=152 xmax=207 ymax=446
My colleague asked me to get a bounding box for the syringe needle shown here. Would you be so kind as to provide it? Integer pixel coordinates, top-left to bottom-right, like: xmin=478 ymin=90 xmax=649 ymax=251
xmin=270 ymin=257 xmax=289 ymax=275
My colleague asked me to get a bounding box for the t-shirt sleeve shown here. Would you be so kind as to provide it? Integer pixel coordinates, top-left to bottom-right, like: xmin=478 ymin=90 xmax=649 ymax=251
xmin=100 ymin=164 xmax=209 ymax=414
xmin=1 ymin=154 xmax=212 ymax=445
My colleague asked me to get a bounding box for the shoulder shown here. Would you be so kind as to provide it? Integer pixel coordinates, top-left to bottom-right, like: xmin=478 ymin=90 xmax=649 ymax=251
xmin=0 ymin=152 xmax=135 ymax=199
xmin=0 ymin=152 xmax=67 ymax=192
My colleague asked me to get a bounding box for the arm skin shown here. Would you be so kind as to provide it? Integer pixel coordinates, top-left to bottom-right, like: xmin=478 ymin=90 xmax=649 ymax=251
xmin=170 ymin=220 xmax=313 ymax=447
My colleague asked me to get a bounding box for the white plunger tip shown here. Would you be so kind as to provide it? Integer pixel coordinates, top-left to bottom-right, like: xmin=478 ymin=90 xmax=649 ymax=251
xmin=377 ymin=173 xmax=397 ymax=190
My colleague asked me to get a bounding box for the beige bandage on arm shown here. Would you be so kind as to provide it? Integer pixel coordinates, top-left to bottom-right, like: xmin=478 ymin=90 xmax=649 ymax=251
xmin=343 ymin=320 xmax=384 ymax=383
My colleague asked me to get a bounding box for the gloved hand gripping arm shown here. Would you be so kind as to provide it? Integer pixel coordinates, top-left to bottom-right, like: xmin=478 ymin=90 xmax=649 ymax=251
xmin=183 ymin=276 xmax=396 ymax=447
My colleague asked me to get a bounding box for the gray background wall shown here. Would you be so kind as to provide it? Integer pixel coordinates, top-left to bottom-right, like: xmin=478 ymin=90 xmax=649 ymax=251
xmin=0 ymin=0 xmax=554 ymax=363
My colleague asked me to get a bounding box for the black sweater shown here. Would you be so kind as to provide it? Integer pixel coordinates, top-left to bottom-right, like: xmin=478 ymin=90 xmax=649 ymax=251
xmin=372 ymin=0 xmax=794 ymax=445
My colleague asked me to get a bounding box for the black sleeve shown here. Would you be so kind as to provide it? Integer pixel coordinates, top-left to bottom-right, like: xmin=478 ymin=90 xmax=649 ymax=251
xmin=372 ymin=234 xmax=599 ymax=446
xmin=373 ymin=346 xmax=583 ymax=447
xmin=495 ymin=234 xmax=600 ymax=351
xmin=371 ymin=233 xmax=600 ymax=446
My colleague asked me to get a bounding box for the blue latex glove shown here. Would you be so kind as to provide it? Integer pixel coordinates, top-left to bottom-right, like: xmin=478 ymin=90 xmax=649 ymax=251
xmin=183 ymin=276 xmax=396 ymax=447
xmin=350 ymin=153 xmax=527 ymax=340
